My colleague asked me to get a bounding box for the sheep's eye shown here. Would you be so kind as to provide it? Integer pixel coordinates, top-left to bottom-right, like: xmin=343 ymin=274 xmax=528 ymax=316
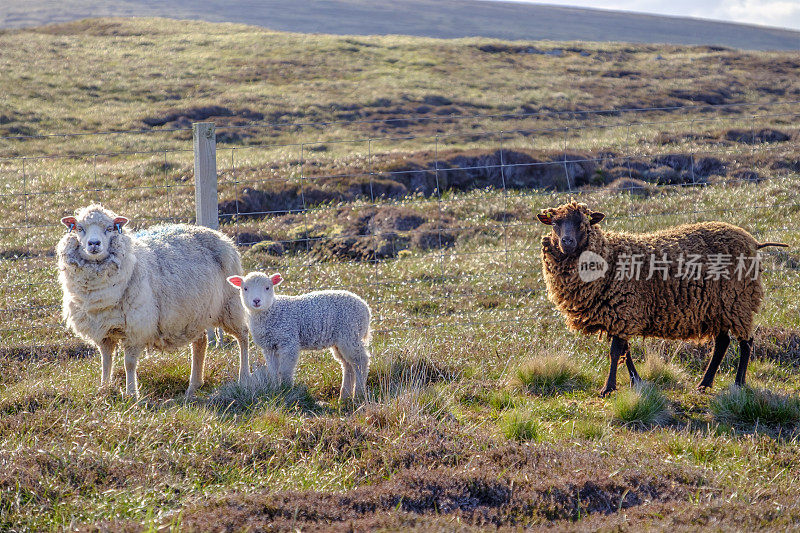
xmin=243 ymin=287 xmax=248 ymax=292
xmin=266 ymin=286 xmax=271 ymax=291
xmin=106 ymin=226 xmax=114 ymax=233
xmin=77 ymin=226 xmax=84 ymax=233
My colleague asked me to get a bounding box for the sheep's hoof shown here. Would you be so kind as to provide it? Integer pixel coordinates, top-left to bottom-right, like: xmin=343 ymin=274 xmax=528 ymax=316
xmin=599 ymin=386 xmax=616 ymax=397
xmin=696 ymin=383 xmax=712 ymax=393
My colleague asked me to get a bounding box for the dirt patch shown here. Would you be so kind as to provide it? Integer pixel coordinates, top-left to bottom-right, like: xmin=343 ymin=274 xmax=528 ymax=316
xmin=604 ymin=178 xmax=657 ymax=197
xmin=219 ymin=147 xmax=746 ymax=223
xmin=668 ymin=88 xmax=738 ymax=106
xmin=179 ymin=442 xmax=704 ymax=531
xmin=305 ymin=207 xmax=458 ymax=262
xmin=725 ymin=128 xmax=792 ymax=144
xmin=0 ymin=342 xmax=94 ymax=362
xmin=142 ymin=105 xmax=264 ymax=128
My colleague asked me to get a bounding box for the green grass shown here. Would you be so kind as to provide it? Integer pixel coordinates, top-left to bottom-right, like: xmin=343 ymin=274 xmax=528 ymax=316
xmin=640 ymin=353 xmax=687 ymax=389
xmin=711 ymin=385 xmax=800 ymax=429
xmin=2 ymin=15 xmax=800 ymax=532
xmin=500 ymin=409 xmax=543 ymax=442
xmin=514 ymin=353 xmax=594 ymax=396
xmin=612 ymin=382 xmax=672 ymax=427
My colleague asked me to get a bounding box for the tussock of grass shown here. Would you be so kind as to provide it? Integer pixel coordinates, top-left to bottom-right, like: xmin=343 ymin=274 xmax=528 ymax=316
xmin=640 ymin=354 xmax=686 ymax=389
xmin=500 ymin=410 xmax=543 ymax=442
xmin=361 ymin=353 xmax=458 ymax=428
xmin=710 ymin=385 xmax=800 ymax=428
xmin=207 ymin=367 xmax=319 ymax=414
xmin=612 ymin=382 xmax=671 ymax=427
xmin=514 ymin=354 xmax=592 ymax=396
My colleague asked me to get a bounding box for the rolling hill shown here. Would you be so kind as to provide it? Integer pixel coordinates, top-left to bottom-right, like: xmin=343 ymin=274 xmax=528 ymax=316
xmin=2 ymin=0 xmax=800 ymax=50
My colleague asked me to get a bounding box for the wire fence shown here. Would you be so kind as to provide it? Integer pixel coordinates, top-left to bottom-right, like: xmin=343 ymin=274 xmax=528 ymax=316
xmin=0 ymin=100 xmax=798 ymax=350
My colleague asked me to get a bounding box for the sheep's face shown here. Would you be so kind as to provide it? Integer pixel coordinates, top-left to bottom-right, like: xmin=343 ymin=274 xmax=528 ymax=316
xmin=537 ymin=201 xmax=604 ymax=256
xmin=61 ymin=206 xmax=128 ymax=261
xmin=228 ymin=272 xmax=283 ymax=313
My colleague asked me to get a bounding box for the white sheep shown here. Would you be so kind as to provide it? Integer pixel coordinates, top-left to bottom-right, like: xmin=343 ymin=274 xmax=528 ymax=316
xmin=227 ymin=272 xmax=372 ymax=400
xmin=57 ymin=204 xmax=251 ymax=398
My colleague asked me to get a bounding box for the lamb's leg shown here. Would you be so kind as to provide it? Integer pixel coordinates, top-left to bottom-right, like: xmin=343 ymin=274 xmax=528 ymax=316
xmin=623 ymin=348 xmax=642 ymax=386
xmin=277 ymin=346 xmax=300 ymax=387
xmin=734 ymin=338 xmax=752 ymax=387
xmin=339 ymin=339 xmax=370 ymax=400
xmin=698 ymin=331 xmax=730 ymax=391
xmin=264 ymin=350 xmax=281 ymax=387
xmin=600 ymin=336 xmax=627 ymax=397
xmin=98 ymin=338 xmax=117 ymax=388
xmin=122 ymin=345 xmax=141 ymax=399
xmin=332 ymin=346 xmax=355 ymax=400
xmin=187 ymin=333 xmax=207 ymax=398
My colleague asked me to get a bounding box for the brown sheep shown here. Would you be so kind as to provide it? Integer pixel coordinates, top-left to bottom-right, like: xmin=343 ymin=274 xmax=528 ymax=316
xmin=537 ymin=200 xmax=787 ymax=396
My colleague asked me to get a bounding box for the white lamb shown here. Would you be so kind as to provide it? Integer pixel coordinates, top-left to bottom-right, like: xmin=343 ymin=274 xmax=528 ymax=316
xmin=56 ymin=204 xmax=251 ymax=399
xmin=227 ymin=272 xmax=372 ymax=400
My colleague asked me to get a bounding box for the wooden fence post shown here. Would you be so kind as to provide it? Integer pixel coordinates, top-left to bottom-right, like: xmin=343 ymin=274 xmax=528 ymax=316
xmin=193 ymin=122 xmax=223 ymax=347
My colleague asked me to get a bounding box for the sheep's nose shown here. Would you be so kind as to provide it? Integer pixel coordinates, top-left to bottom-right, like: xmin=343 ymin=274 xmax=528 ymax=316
xmin=252 ymin=298 xmax=261 ymax=306
xmin=561 ymin=236 xmax=575 ymax=247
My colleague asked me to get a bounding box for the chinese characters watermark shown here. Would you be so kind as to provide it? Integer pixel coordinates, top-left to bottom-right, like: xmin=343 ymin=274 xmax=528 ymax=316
xmin=577 ymin=252 xmax=763 ymax=282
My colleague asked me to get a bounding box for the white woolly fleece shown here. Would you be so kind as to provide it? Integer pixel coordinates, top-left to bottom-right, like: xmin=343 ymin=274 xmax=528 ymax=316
xmin=57 ymin=204 xmax=250 ymax=397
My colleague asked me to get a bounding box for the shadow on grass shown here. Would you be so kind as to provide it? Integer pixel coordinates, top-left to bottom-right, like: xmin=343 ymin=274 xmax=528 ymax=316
xmin=203 ymin=366 xmax=323 ymax=417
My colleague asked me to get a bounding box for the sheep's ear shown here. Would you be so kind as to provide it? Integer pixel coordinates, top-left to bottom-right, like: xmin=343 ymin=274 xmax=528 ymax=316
xmin=227 ymin=275 xmax=243 ymax=288
xmin=270 ymin=273 xmax=283 ymax=287
xmin=589 ymin=211 xmax=605 ymax=225
xmin=537 ymin=212 xmax=553 ymax=225
xmin=113 ymin=217 xmax=129 ymax=232
xmin=61 ymin=216 xmax=77 ymax=231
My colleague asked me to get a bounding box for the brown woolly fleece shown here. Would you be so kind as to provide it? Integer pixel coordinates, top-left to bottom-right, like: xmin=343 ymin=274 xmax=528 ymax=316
xmin=540 ymin=201 xmax=768 ymax=342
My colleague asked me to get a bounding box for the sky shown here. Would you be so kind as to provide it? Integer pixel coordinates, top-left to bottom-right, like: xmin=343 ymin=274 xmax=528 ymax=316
xmin=488 ymin=1 xmax=800 ymax=30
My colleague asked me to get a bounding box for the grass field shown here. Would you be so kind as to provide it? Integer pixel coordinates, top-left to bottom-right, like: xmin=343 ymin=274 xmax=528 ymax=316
xmin=1 ymin=17 xmax=800 ymax=531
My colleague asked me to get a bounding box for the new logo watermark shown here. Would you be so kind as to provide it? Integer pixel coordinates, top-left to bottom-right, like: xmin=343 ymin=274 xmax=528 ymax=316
xmin=575 ymin=251 xmax=763 ymax=283
xmin=577 ymin=250 xmax=608 ymax=282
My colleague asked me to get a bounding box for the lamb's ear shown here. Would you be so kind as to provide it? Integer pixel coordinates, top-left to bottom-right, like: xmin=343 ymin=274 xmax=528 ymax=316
xmin=537 ymin=212 xmax=553 ymax=225
xmin=113 ymin=217 xmax=129 ymax=233
xmin=589 ymin=211 xmax=605 ymax=225
xmin=227 ymin=275 xmax=243 ymax=288
xmin=61 ymin=216 xmax=77 ymax=231
xmin=270 ymin=273 xmax=283 ymax=287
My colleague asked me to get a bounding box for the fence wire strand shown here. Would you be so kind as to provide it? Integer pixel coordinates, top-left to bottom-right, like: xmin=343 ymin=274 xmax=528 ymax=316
xmin=0 ymin=100 xmax=798 ymax=349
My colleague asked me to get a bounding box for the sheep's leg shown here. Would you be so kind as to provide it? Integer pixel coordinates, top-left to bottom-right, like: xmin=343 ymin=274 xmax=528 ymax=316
xmin=222 ymin=324 xmax=251 ymax=385
xmin=187 ymin=333 xmax=207 ymax=398
xmin=98 ymin=338 xmax=117 ymax=388
xmin=600 ymin=336 xmax=627 ymax=397
xmin=122 ymin=345 xmax=141 ymax=399
xmin=698 ymin=331 xmax=730 ymax=391
xmin=332 ymin=346 xmax=355 ymax=400
xmin=623 ymin=348 xmax=642 ymax=386
xmin=734 ymin=338 xmax=752 ymax=387
xmin=339 ymin=340 xmax=370 ymax=400
xmin=264 ymin=350 xmax=281 ymax=387
xmin=277 ymin=346 xmax=300 ymax=387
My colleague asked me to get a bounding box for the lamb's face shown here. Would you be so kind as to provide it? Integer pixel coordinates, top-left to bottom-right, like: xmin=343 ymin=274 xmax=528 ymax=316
xmin=61 ymin=205 xmax=128 ymax=261
xmin=537 ymin=201 xmax=605 ymax=256
xmin=228 ymin=272 xmax=283 ymax=313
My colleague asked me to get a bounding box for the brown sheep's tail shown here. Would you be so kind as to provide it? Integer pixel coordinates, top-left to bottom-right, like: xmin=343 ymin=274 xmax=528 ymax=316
xmin=757 ymin=242 xmax=789 ymax=249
